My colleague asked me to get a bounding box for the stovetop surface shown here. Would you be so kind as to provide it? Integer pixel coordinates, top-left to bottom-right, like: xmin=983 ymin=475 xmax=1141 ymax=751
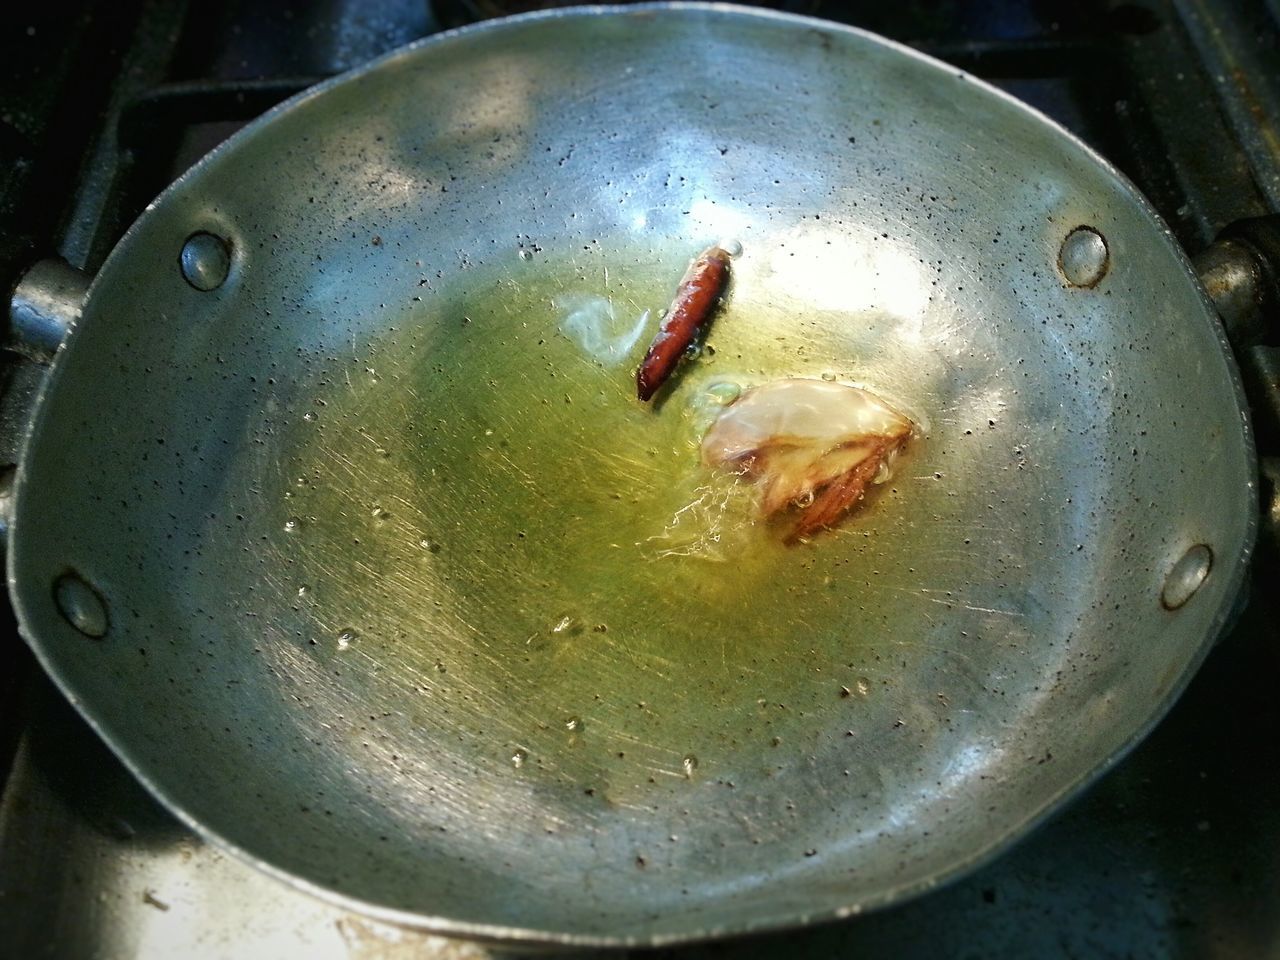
xmin=2 ymin=2 xmax=1279 ymax=957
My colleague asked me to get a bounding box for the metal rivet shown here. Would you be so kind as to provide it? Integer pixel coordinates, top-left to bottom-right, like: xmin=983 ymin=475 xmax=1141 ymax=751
xmin=180 ymin=232 xmax=231 ymax=291
xmin=54 ymin=572 xmax=109 ymax=638
xmin=1059 ymin=226 xmax=1110 ymax=287
xmin=1161 ymin=544 xmax=1212 ymax=610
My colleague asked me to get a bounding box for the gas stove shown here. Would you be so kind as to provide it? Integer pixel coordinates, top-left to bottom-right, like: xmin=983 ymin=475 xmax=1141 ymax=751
xmin=1 ymin=2 xmax=1278 ymax=957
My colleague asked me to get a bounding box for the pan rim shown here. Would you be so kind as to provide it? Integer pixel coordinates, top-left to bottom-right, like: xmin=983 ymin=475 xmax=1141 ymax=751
xmin=8 ymin=1 xmax=1259 ymax=947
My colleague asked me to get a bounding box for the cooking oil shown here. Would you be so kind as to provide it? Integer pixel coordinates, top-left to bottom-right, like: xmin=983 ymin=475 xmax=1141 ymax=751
xmin=248 ymin=250 xmax=924 ymax=794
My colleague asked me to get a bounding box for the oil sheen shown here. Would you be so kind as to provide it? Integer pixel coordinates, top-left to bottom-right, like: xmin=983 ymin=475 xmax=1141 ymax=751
xmin=235 ymin=248 xmax=926 ymax=800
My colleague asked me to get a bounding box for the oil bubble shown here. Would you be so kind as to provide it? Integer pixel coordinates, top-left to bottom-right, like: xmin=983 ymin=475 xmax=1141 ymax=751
xmin=511 ymin=748 xmax=528 ymax=768
xmin=704 ymin=381 xmax=741 ymax=405
xmin=284 ymin=517 xmax=301 ymax=532
xmin=565 ymin=716 xmax=583 ymax=732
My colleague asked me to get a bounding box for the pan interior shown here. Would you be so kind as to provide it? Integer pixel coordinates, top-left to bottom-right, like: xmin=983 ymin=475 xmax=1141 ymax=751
xmin=8 ymin=6 xmax=1254 ymax=942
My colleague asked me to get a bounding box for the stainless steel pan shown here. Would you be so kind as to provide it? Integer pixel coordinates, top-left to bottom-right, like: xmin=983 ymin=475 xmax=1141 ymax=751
xmin=7 ymin=4 xmax=1256 ymax=946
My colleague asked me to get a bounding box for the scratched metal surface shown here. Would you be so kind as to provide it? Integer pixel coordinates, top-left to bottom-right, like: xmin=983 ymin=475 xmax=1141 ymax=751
xmin=5 ymin=4 xmax=1257 ymax=946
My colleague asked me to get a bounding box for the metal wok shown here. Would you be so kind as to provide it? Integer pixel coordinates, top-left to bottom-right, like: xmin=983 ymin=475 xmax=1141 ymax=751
xmin=7 ymin=4 xmax=1256 ymax=947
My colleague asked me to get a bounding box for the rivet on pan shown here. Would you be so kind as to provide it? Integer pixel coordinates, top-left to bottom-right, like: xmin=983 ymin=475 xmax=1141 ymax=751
xmin=54 ymin=572 xmax=109 ymax=638
xmin=179 ymin=231 xmax=232 ymax=291
xmin=1161 ymin=544 xmax=1213 ymax=610
xmin=1059 ymin=226 xmax=1110 ymax=287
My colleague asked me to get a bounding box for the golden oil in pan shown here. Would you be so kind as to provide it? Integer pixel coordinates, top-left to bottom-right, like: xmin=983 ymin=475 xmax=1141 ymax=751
xmin=267 ymin=247 xmax=927 ymax=798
